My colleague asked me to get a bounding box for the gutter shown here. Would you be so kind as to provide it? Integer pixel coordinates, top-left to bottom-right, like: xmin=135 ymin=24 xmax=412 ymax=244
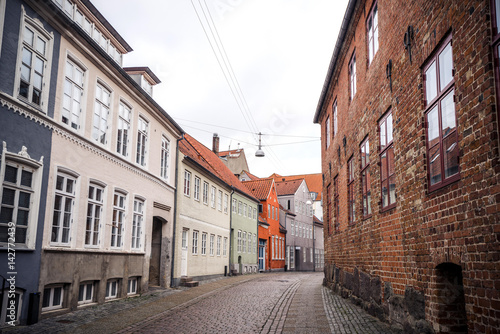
xmin=313 ymin=0 xmax=358 ymax=124
xmin=170 ymin=134 xmax=182 ymax=287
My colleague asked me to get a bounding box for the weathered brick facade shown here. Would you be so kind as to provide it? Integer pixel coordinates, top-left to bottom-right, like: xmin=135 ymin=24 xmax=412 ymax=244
xmin=314 ymin=0 xmax=500 ymax=333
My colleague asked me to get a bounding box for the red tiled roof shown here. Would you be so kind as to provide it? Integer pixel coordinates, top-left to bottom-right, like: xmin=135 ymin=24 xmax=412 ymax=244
xmin=242 ymin=178 xmax=274 ymax=201
xmin=313 ymin=215 xmax=323 ymax=225
xmin=269 ymin=173 xmax=322 ymax=201
xmin=180 ymin=134 xmax=258 ymax=202
xmin=241 ymin=170 xmax=260 ymax=181
xmin=217 ymin=149 xmax=243 ymax=157
xmin=275 ymin=179 xmax=303 ymax=196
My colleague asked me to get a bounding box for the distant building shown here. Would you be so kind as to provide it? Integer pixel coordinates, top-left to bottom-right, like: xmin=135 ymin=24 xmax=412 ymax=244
xmin=314 ymin=0 xmax=500 ymax=332
xmin=212 ymin=133 xmax=249 ymax=178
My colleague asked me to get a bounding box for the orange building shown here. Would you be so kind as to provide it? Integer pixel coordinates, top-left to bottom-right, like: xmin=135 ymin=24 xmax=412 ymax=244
xmin=243 ymin=178 xmax=286 ymax=271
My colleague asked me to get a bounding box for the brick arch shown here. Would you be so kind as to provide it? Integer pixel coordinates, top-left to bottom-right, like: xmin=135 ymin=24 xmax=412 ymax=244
xmin=428 ymin=262 xmax=468 ymax=334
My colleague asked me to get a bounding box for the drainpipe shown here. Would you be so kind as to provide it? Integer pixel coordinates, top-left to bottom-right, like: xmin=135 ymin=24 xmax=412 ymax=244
xmin=170 ymin=134 xmax=182 ymax=287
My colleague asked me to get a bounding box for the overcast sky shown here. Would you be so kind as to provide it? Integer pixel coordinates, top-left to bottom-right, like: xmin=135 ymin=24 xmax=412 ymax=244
xmin=91 ymin=0 xmax=348 ymax=177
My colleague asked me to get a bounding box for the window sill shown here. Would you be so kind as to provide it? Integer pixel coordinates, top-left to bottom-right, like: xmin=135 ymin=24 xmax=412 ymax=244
xmin=380 ymin=203 xmax=396 ymax=214
xmin=427 ymin=174 xmax=461 ymax=194
xmin=0 ymin=244 xmax=35 ymax=251
xmin=77 ymin=302 xmax=97 ymax=309
xmin=362 ymin=214 xmax=373 ymax=221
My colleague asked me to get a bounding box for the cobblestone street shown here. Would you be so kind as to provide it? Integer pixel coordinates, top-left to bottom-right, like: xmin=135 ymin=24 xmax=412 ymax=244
xmin=4 ymin=273 xmax=397 ymax=334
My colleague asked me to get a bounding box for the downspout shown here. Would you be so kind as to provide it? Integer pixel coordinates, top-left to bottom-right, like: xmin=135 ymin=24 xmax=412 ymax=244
xmin=170 ymin=134 xmax=182 ymax=287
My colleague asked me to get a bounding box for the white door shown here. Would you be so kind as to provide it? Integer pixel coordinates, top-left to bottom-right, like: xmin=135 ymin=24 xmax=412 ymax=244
xmin=181 ymin=229 xmax=188 ymax=276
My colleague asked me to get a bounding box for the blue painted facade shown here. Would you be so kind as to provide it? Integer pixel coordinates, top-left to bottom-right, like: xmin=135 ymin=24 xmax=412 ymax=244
xmin=0 ymin=0 xmax=59 ymax=326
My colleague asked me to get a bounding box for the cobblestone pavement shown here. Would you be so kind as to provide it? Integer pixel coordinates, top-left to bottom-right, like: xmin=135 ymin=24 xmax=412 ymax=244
xmin=4 ymin=272 xmax=398 ymax=334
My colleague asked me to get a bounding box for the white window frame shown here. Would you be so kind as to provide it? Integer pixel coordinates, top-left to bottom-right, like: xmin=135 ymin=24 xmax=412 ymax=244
xmin=0 ymin=143 xmax=43 ymax=249
xmin=62 ymin=57 xmax=85 ymax=130
xmin=85 ymin=181 xmax=104 ymax=247
xmin=51 ymin=169 xmax=78 ymax=246
xmin=349 ymin=51 xmax=357 ymax=100
xmin=210 ymin=186 xmax=216 ymax=208
xmin=92 ymin=82 xmax=111 ymax=145
xmin=194 ymin=176 xmax=200 ymax=201
xmin=237 ymin=230 xmax=242 ymax=253
xmin=184 ymin=170 xmax=191 ymax=197
xmin=202 ymin=181 xmax=209 ymax=205
xmin=160 ymin=136 xmax=170 ymax=180
xmin=105 ymin=279 xmax=119 ymax=300
xmin=111 ymin=190 xmax=126 ymax=249
xmin=14 ymin=11 xmax=54 ymax=112
xmin=127 ymin=277 xmax=138 ymax=295
xmin=209 ymin=234 xmax=215 ymax=256
xmin=78 ymin=281 xmax=94 ymax=305
xmin=223 ymin=237 xmax=227 ymax=256
xmin=132 ymin=197 xmax=144 ymax=250
xmin=192 ymin=230 xmax=198 ymax=255
xmin=217 ymin=190 xmax=222 ymax=211
xmin=0 ymin=0 xmax=6 ymax=58
xmin=136 ymin=116 xmax=148 ymax=167
xmin=0 ymin=288 xmax=23 ymax=326
xmin=242 ymin=231 xmax=247 ymax=253
xmin=42 ymin=285 xmax=64 ymax=311
xmin=201 ymin=232 xmax=207 ymax=255
xmin=224 ymin=194 xmax=228 ymax=214
xmin=117 ymin=101 xmax=131 ymax=157
xmin=216 ymin=235 xmax=221 ymax=256
xmin=232 ymin=198 xmax=237 ymax=213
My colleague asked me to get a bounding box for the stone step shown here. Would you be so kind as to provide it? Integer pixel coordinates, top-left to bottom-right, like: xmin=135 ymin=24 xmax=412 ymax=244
xmin=180 ymin=276 xmax=193 ymax=283
xmin=183 ymin=281 xmax=199 ymax=287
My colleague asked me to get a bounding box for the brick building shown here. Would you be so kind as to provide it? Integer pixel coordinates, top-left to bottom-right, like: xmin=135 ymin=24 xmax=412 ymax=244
xmin=314 ymin=0 xmax=500 ymax=333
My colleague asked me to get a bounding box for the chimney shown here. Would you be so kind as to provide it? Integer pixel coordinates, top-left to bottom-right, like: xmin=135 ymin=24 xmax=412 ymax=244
xmin=212 ymin=133 xmax=219 ymax=154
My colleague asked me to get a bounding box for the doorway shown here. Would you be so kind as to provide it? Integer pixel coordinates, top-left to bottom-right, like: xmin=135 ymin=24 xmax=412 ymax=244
xmin=149 ymin=218 xmax=162 ymax=286
xmin=258 ymin=240 xmax=266 ymax=271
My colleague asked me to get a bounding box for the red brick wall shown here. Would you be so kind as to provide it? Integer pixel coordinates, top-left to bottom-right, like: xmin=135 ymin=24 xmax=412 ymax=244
xmin=319 ymin=0 xmax=499 ymax=332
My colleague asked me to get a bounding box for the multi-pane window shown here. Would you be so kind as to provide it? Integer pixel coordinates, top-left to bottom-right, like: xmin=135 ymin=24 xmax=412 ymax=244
xmin=201 ymin=232 xmax=207 ymax=255
xmin=253 ymin=234 xmax=256 ymax=254
xmin=111 ymin=191 xmax=126 ymax=248
xmin=127 ymin=277 xmax=138 ymax=295
xmin=18 ymin=22 xmax=49 ymax=107
xmin=349 ymin=52 xmax=356 ymax=100
xmin=62 ymin=59 xmax=84 ymax=129
xmin=0 ymin=289 xmax=22 ymax=325
xmin=182 ymin=229 xmax=188 ymax=249
xmin=424 ymin=35 xmax=459 ymax=191
xmin=217 ymin=235 xmax=221 ymax=256
xmin=85 ymin=183 xmax=103 ymax=246
xmin=209 ymin=234 xmax=214 ymax=256
xmin=367 ymin=2 xmax=379 ymax=64
xmin=192 ymin=230 xmax=198 ymax=254
xmin=42 ymin=285 xmax=63 ymax=311
xmin=136 ymin=117 xmax=148 ymax=166
xmin=232 ymin=198 xmax=237 ymax=213
xmin=194 ymin=176 xmax=200 ymax=201
xmin=117 ymin=102 xmax=131 ymax=157
xmin=360 ymin=139 xmax=372 ymax=217
xmin=325 ymin=116 xmax=331 ymax=148
xmin=243 ymin=203 xmax=247 ymax=217
xmin=268 ymin=204 xmax=270 ymax=218
xmin=334 ymin=176 xmax=339 ymax=232
xmin=333 ymin=100 xmax=338 ymax=138
xmin=92 ymin=83 xmax=111 ymax=144
xmin=78 ymin=282 xmax=94 ymax=305
xmin=238 ymin=201 xmax=242 ymax=215
xmin=291 ymin=221 xmax=295 ymax=236
xmin=237 ymin=230 xmax=242 ymax=252
xmin=248 ymin=205 xmax=252 ymax=219
xmin=0 ymin=162 xmax=35 ymax=245
xmin=379 ymin=111 xmax=396 ymax=209
xmin=217 ymin=190 xmax=222 ymax=211
xmin=223 ymin=237 xmax=227 ymax=256
xmin=203 ymin=182 xmax=209 ymax=205
xmin=51 ymin=172 xmax=76 ymax=245
xmin=183 ymin=170 xmax=191 ymax=196
xmin=248 ymin=233 xmax=252 ymax=254
xmin=253 ymin=207 xmax=257 ymax=219
xmin=132 ymin=198 xmax=144 ymax=249
xmin=242 ymin=231 xmax=247 ymax=253
xmin=272 ymin=235 xmax=275 ymax=259
xmin=210 ymin=186 xmax=216 ymax=208
xmin=160 ymin=136 xmax=170 ymax=180
xmin=224 ymin=194 xmax=228 ymax=213
xmin=105 ymin=279 xmax=118 ymax=299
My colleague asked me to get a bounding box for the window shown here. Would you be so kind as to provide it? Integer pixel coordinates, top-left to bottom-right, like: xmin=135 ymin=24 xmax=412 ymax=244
xmin=160 ymin=136 xmax=170 ymax=180
xmin=253 ymin=207 xmax=257 ymax=219
xmin=210 ymin=186 xmax=216 ymax=208
xmin=209 ymin=234 xmax=214 ymax=256
xmin=291 ymin=221 xmax=294 ymax=236
xmin=127 ymin=277 xmax=138 ymax=295
xmin=16 ymin=17 xmax=52 ymax=109
xmin=0 ymin=288 xmax=22 ymax=325
xmin=379 ymin=111 xmax=396 ymax=209
xmin=333 ymin=100 xmax=338 ymax=139
xmin=424 ymin=35 xmax=459 ymax=191
xmin=111 ymin=191 xmax=126 ymax=248
xmin=290 ymin=247 xmax=295 ymax=269
xmin=224 ymin=194 xmax=228 ymax=214
xmin=217 ymin=190 xmax=222 ymax=211
xmin=194 ymin=176 xmax=200 ymax=201
xmin=360 ymin=139 xmax=372 ymax=217
xmin=232 ymin=198 xmax=237 ymax=212
xmin=334 ymin=176 xmax=339 ymax=231
xmin=272 ymin=235 xmax=275 ymax=259
xmin=349 ymin=51 xmax=356 ymax=100
xmin=203 ymin=182 xmax=209 ymax=205
xmin=238 ymin=201 xmax=242 ymax=215
xmin=192 ymin=230 xmax=198 ymax=254
xmin=51 ymin=172 xmax=76 ymax=245
xmin=117 ymin=102 xmax=131 ymax=157
xmin=85 ymin=183 xmax=103 ymax=246
xmin=268 ymin=204 xmax=270 ymax=218
xmin=253 ymin=234 xmax=256 ymax=254
xmin=0 ymin=147 xmax=42 ymax=248
xmin=243 ymin=203 xmax=247 ymax=217
xmin=325 ymin=116 xmax=331 ymax=148
xmin=136 ymin=117 xmax=148 ymax=166
xmin=92 ymin=83 xmax=111 ymax=144
xmin=78 ymin=282 xmax=94 ymax=305
xmin=42 ymin=285 xmax=64 ymax=311
xmin=62 ymin=58 xmax=84 ymax=129
xmin=217 ymin=235 xmax=221 ymax=256
xmin=105 ymin=279 xmax=118 ymax=299
xmin=223 ymin=237 xmax=227 ymax=256
xmin=242 ymin=231 xmax=247 ymax=253
xmin=367 ymin=2 xmax=379 ymax=64
xmin=183 ymin=170 xmax=191 ymax=197
xmin=201 ymin=232 xmax=207 ymax=255
xmin=182 ymin=229 xmax=188 ymax=249
xmin=132 ymin=198 xmax=144 ymax=250
xmin=237 ymin=230 xmax=242 ymax=253
xmin=248 ymin=205 xmax=252 ymax=219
